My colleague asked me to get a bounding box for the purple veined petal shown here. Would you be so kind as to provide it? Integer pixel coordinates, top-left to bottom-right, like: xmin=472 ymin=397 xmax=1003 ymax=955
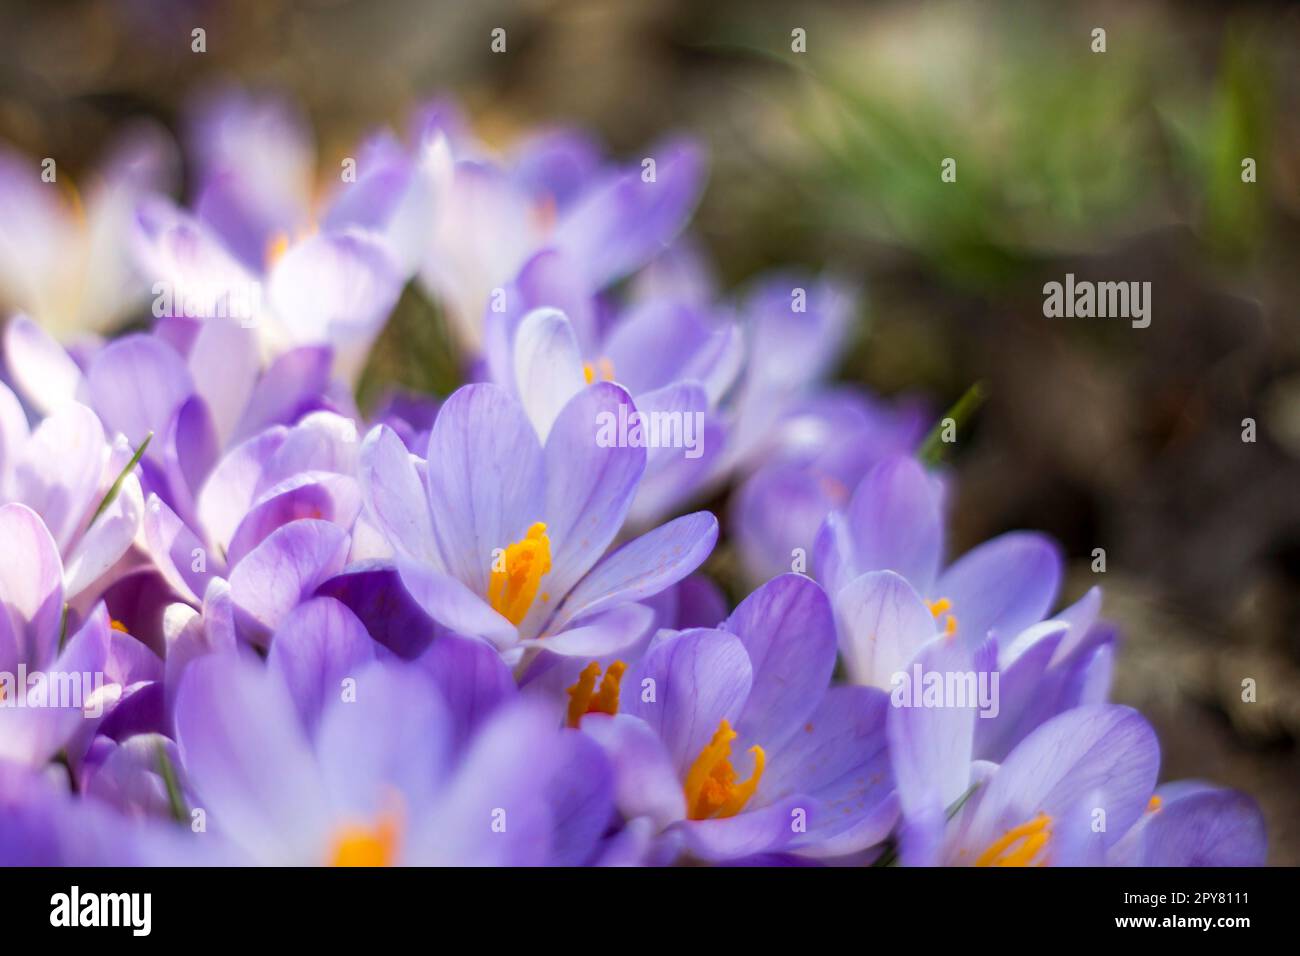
xmin=10 ymin=401 xmax=107 ymax=552
xmin=551 ymin=511 xmax=718 ymax=631
xmin=358 ymin=424 xmax=438 ymax=567
xmin=314 ymin=660 xmax=454 ymax=844
xmin=963 ymin=705 xmax=1160 ymax=862
xmin=676 ymin=794 xmax=805 ymax=863
xmin=934 ymin=531 xmax=1063 ymax=645
xmin=887 ymin=634 xmax=986 ymax=822
xmin=257 ymin=412 xmax=359 ymax=490
xmin=174 ymin=652 xmax=333 ymax=865
xmin=601 ymin=300 xmax=727 ymax=398
xmin=416 ymin=631 xmax=516 ymax=753
xmin=315 ymin=561 xmax=437 ymax=659
xmin=543 ymin=729 xmax=617 ymax=866
xmin=63 ymin=470 xmax=143 ymax=600
xmin=621 ymin=628 xmax=752 ymax=777
xmin=1125 ymin=788 xmax=1266 ymax=867
xmin=227 ymin=518 xmax=351 ymax=646
xmin=409 ymin=699 xmax=570 ymax=866
xmin=511 ymin=308 xmax=586 ymax=442
xmin=267 ymin=229 xmax=403 ymax=383
xmin=224 ymin=472 xmax=362 ymax=567
xmin=166 ymin=395 xmax=221 ymax=521
xmin=1051 ymin=585 xmax=1103 ymax=664
xmin=722 ymin=574 xmax=837 ymax=750
xmin=266 ymin=596 xmax=376 ymax=737
xmin=835 ymin=570 xmax=938 ymax=690
xmin=186 ymin=317 xmax=260 ymax=448
xmin=395 ymin=558 xmax=516 ymax=652
xmin=0 ymin=502 xmax=65 ymax=669
xmin=762 ymin=686 xmax=897 ymax=858
xmin=520 ymin=602 xmax=654 ymax=657
xmin=535 ymin=382 xmax=646 ymax=618
xmin=85 ymin=333 xmax=194 ymax=451
xmin=973 ymin=622 xmax=1067 ymax=763
xmin=195 ymin=425 xmax=287 ymax=551
xmin=3 ymin=315 xmax=87 ymax=414
xmin=141 ymin=493 xmax=219 ymax=606
xmin=230 ymin=345 xmax=332 ymax=443
xmin=423 ymin=384 xmax=545 ymax=597
xmin=579 ymin=713 xmax=686 ymax=830
xmin=553 ymin=138 xmax=706 ymax=289
xmin=843 ymin=455 xmax=944 ymax=594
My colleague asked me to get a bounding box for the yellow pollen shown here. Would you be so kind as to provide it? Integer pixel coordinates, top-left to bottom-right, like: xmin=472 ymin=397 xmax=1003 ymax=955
xmin=683 ymin=719 xmax=766 ymax=821
xmin=927 ymin=598 xmax=958 ymax=637
xmin=974 ymin=813 xmax=1052 ymax=867
xmin=265 ymin=231 xmax=291 ymax=268
xmin=582 ymin=358 xmax=616 ymax=384
xmin=329 ymin=812 xmax=400 ymax=867
xmin=565 ymin=660 xmax=626 ymax=728
xmin=487 ymin=522 xmax=552 ymax=626
xmin=1147 ymin=795 xmax=1163 ymax=813
xmin=110 ymin=619 xmax=130 ymax=634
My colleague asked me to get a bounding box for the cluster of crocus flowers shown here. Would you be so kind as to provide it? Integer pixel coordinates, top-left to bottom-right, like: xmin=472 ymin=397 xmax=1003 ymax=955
xmin=0 ymin=88 xmax=1265 ymax=867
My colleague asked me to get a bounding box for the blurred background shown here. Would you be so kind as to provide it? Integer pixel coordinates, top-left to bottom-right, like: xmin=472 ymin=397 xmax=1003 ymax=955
xmin=1 ymin=0 xmax=1297 ymax=862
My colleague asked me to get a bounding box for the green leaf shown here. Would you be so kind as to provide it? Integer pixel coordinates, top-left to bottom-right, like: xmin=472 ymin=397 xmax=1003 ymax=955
xmin=917 ymin=381 xmax=987 ymax=467
xmin=90 ymin=432 xmax=152 ymax=525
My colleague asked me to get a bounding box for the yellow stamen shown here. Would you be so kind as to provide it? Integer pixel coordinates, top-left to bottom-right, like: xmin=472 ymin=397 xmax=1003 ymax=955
xmin=487 ymin=522 xmax=552 ymax=626
xmin=329 ymin=813 xmax=400 ymax=867
xmin=265 ymin=231 xmax=291 ymax=268
xmin=1147 ymin=795 xmax=1163 ymax=813
xmin=927 ymin=597 xmax=958 ymax=637
xmin=110 ymin=619 xmax=130 ymax=634
xmin=683 ymin=719 xmax=766 ymax=821
xmin=565 ymin=660 xmax=626 ymax=728
xmin=974 ymin=813 xmax=1052 ymax=867
xmin=582 ymin=358 xmax=616 ymax=384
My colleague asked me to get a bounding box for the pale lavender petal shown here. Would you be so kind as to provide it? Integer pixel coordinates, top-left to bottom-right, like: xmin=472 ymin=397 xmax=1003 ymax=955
xmin=579 ymin=713 xmax=686 ymax=829
xmin=3 ymin=314 xmax=86 ymax=414
xmin=843 ymin=455 xmax=943 ymax=592
xmin=267 ymin=596 xmax=376 ymax=735
xmin=935 ymin=532 xmax=1063 ymax=644
xmin=512 ymin=308 xmax=586 ymax=442
xmin=835 ymin=570 xmax=938 ymax=689
xmin=0 ymin=502 xmax=64 ymax=668
xmin=358 ymin=424 xmax=437 ymax=565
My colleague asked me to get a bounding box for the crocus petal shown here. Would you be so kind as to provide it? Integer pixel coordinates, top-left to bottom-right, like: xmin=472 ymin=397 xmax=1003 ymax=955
xmin=543 ymin=730 xmax=617 ymax=866
xmin=538 ymin=382 xmax=646 ymax=610
xmin=358 ymin=424 xmax=437 ymax=566
xmin=85 ymin=333 xmax=193 ymax=450
xmin=315 ymin=561 xmax=438 ymax=659
xmin=423 ymin=384 xmax=545 ymax=597
xmin=232 ymin=346 xmax=332 ymax=443
xmin=835 ymin=570 xmax=938 ymax=689
xmin=935 ymin=532 xmax=1062 ymax=644
xmin=843 ymin=455 xmax=943 ymax=592
xmin=228 ymin=519 xmax=351 ymax=646
xmin=395 ymin=558 xmax=516 ymax=651
xmin=196 ymin=426 xmax=289 ymax=551
xmin=722 ymin=573 xmax=837 ymax=749
xmin=1131 ymin=789 xmax=1266 ymax=867
xmin=579 ymin=713 xmax=686 ymax=830
xmin=141 ymin=493 xmax=217 ymax=606
xmin=553 ymin=511 xmax=718 ymax=630
xmin=0 ymin=502 xmax=65 ymax=668
xmin=416 ymin=632 xmax=516 ymax=753
xmin=520 ymin=603 xmax=654 ymax=657
xmin=3 ymin=314 xmax=86 ymax=414
xmin=224 ymin=472 xmax=362 ymax=567
xmin=512 ymin=308 xmax=586 ymax=442
xmin=622 ymin=628 xmax=752 ymax=776
xmin=676 ymin=795 xmax=805 ymax=862
xmin=63 ymin=471 xmax=144 ymax=599
xmin=11 ymin=401 xmax=107 ymax=551
xmin=174 ymin=652 xmax=331 ymax=864
xmin=267 ymin=597 xmax=376 ymax=736
xmin=186 ymin=316 xmax=260 ymax=448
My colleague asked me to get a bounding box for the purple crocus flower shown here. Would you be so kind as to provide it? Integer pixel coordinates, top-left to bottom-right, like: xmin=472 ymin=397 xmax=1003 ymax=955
xmin=572 ymin=574 xmax=896 ymax=862
xmin=0 ymin=124 xmax=178 ymax=339
xmin=481 ymin=260 xmax=741 ymax=523
xmin=171 ymin=609 xmax=614 ymax=865
xmin=819 ymin=454 xmax=1064 ymax=656
xmin=0 ymin=503 xmax=153 ymax=768
xmin=359 ymin=382 xmax=718 ymax=664
xmin=0 ymin=385 xmax=144 ymax=603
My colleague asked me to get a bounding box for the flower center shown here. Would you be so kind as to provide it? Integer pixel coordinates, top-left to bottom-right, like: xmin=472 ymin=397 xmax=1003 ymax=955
xmin=583 ymin=358 xmax=616 ymax=384
xmin=927 ymin=597 xmax=958 ymax=638
xmin=329 ymin=812 xmax=400 ymax=867
xmin=566 ymin=661 xmax=626 ymax=728
xmin=683 ymin=719 xmax=766 ymax=821
xmin=487 ymin=522 xmax=552 ymax=626
xmin=974 ymin=813 xmax=1052 ymax=866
